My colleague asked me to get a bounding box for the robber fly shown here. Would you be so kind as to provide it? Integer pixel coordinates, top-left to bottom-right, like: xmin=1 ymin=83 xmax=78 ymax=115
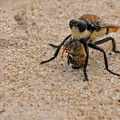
xmin=40 ymin=14 xmax=120 ymax=81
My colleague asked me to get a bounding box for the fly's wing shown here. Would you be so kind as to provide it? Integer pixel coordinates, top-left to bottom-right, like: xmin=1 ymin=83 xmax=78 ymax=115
xmin=79 ymin=14 xmax=101 ymax=23
xmin=101 ymin=23 xmax=120 ymax=32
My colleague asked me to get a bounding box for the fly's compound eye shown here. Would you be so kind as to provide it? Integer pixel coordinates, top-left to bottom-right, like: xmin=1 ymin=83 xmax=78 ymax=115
xmin=78 ymin=20 xmax=87 ymax=32
xmin=69 ymin=19 xmax=76 ymax=29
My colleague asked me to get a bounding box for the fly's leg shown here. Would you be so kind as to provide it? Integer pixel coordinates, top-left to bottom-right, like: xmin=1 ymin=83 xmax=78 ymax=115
xmin=94 ymin=37 xmax=120 ymax=53
xmin=88 ymin=43 xmax=120 ymax=76
xmin=40 ymin=34 xmax=71 ymax=64
xmin=81 ymin=41 xmax=89 ymax=81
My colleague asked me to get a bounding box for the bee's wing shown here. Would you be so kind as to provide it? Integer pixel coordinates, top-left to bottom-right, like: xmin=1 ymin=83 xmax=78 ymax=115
xmin=101 ymin=23 xmax=120 ymax=32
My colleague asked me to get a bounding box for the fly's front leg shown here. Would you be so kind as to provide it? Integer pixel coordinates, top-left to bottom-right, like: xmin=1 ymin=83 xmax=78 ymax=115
xmin=48 ymin=44 xmax=59 ymax=48
xmin=81 ymin=41 xmax=89 ymax=81
xmin=40 ymin=34 xmax=71 ymax=64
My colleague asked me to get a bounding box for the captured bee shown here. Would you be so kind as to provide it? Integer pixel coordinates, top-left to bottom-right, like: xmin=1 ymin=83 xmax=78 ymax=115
xmin=40 ymin=14 xmax=120 ymax=81
xmin=61 ymin=38 xmax=86 ymax=69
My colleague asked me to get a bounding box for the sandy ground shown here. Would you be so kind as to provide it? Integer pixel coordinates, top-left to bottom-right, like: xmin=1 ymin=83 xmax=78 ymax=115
xmin=0 ymin=0 xmax=120 ymax=120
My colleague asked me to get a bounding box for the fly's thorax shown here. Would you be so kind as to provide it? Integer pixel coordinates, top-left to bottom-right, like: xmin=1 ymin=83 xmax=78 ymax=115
xmin=90 ymin=27 xmax=107 ymax=42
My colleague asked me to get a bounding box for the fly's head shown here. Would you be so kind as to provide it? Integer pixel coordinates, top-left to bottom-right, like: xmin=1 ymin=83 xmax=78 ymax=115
xmin=69 ymin=19 xmax=91 ymax=40
xmin=69 ymin=19 xmax=87 ymax=33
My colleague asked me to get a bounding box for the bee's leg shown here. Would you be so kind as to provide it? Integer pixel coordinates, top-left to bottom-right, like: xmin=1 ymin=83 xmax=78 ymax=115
xmin=88 ymin=43 xmax=120 ymax=76
xmin=94 ymin=37 xmax=120 ymax=53
xmin=81 ymin=41 xmax=89 ymax=81
xmin=40 ymin=34 xmax=71 ymax=64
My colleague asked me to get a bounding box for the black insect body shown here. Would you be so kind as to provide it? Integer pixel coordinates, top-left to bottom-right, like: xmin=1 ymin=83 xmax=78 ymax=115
xmin=40 ymin=14 xmax=120 ymax=81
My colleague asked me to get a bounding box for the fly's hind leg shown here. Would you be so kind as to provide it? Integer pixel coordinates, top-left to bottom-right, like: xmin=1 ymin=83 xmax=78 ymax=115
xmin=88 ymin=43 xmax=120 ymax=76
